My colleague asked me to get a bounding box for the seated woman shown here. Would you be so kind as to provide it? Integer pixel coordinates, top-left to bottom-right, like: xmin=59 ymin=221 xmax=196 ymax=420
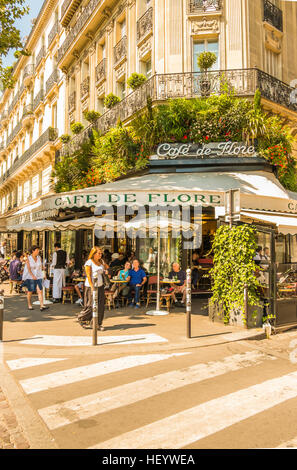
xmin=110 ymin=261 xmax=131 ymax=306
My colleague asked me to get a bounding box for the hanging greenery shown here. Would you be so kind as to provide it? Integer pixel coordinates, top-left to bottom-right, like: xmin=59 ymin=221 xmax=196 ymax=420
xmin=54 ymin=88 xmax=297 ymax=192
xmin=210 ymin=224 xmax=261 ymax=325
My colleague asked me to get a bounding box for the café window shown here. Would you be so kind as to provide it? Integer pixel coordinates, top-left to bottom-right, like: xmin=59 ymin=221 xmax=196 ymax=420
xmin=193 ymin=39 xmax=219 ymax=72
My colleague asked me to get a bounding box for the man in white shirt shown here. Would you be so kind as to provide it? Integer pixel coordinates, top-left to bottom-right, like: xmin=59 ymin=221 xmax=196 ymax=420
xmin=50 ymin=243 xmax=69 ymax=303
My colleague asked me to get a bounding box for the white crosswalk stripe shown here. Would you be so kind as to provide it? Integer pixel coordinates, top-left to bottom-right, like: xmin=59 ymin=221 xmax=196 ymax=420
xmin=19 ymin=334 xmax=168 ymax=346
xmin=19 ymin=353 xmax=187 ymax=395
xmin=38 ymin=351 xmax=275 ymax=430
xmin=6 ymin=357 xmax=67 ymax=370
xmin=89 ymin=371 xmax=297 ymax=449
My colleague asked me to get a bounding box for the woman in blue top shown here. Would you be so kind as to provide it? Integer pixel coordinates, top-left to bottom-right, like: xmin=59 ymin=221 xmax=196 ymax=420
xmin=111 ymin=261 xmax=131 ymax=306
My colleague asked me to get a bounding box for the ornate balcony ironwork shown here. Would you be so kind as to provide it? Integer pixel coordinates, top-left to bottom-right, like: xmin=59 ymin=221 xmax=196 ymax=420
xmin=61 ymin=69 xmax=297 ymax=156
xmin=36 ymin=46 xmax=46 ymax=69
xmin=48 ymin=21 xmax=59 ymax=47
xmin=137 ymin=7 xmax=153 ymax=43
xmin=95 ymin=59 xmax=107 ymax=85
xmin=80 ymin=76 xmax=90 ymax=101
xmin=69 ymin=91 xmax=76 ymax=113
xmin=114 ymin=36 xmax=127 ymax=64
xmin=8 ymin=92 xmax=20 ymax=116
xmin=23 ymin=64 xmax=35 ymax=86
xmin=58 ymin=0 xmax=100 ymax=61
xmin=22 ymin=104 xmax=34 ymax=118
xmin=263 ymin=0 xmax=283 ymax=32
xmin=7 ymin=121 xmax=22 ymax=146
xmin=188 ymin=0 xmax=222 ymax=14
xmin=0 ymin=127 xmax=58 ymax=184
xmin=46 ymin=69 xmax=60 ymax=95
xmin=33 ymin=89 xmax=45 ymax=110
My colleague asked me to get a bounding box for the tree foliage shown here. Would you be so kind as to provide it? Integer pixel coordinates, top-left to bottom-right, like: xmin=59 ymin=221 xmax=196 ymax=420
xmin=0 ymin=0 xmax=30 ymax=89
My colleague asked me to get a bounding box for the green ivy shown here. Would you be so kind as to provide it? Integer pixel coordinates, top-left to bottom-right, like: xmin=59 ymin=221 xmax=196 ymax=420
xmin=210 ymin=225 xmax=261 ymax=325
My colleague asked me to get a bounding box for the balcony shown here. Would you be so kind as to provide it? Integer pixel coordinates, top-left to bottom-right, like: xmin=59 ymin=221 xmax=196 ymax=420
xmin=7 ymin=122 xmax=22 ymax=146
xmin=263 ymin=0 xmax=283 ymax=32
xmin=22 ymin=104 xmax=34 ymax=128
xmin=61 ymin=69 xmax=297 ymax=157
xmin=137 ymin=7 xmax=153 ymax=43
xmin=0 ymin=127 xmax=58 ymax=185
xmin=46 ymin=69 xmax=60 ymax=96
xmin=33 ymin=89 xmax=45 ymax=111
xmin=187 ymin=0 xmax=222 ymax=14
xmin=69 ymin=91 xmax=76 ymax=113
xmin=80 ymin=76 xmax=90 ymax=101
xmin=60 ymin=0 xmax=82 ymax=27
xmin=114 ymin=36 xmax=127 ymax=65
xmin=58 ymin=0 xmax=103 ymax=64
xmin=23 ymin=64 xmax=35 ymax=87
xmin=95 ymin=59 xmax=107 ymax=85
xmin=36 ymin=46 xmax=46 ymax=69
xmin=48 ymin=21 xmax=59 ymax=47
xmin=7 ymin=92 xmax=20 ymax=116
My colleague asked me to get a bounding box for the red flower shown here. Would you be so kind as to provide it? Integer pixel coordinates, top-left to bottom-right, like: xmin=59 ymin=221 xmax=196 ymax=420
xmin=205 ymin=136 xmax=209 ymax=140
xmin=183 ymin=135 xmax=188 ymax=140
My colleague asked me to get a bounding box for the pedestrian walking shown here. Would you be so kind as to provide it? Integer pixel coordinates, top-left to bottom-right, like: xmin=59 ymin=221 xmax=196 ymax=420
xmin=22 ymin=246 xmax=48 ymax=311
xmin=78 ymin=246 xmax=109 ymax=330
xmin=51 ymin=243 xmax=69 ymax=303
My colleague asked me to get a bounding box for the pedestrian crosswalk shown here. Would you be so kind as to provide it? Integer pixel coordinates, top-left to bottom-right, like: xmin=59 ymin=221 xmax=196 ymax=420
xmin=6 ymin=349 xmax=297 ymax=449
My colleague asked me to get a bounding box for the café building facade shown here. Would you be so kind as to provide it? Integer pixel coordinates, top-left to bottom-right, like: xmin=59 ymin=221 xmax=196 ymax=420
xmin=2 ymin=141 xmax=297 ymax=327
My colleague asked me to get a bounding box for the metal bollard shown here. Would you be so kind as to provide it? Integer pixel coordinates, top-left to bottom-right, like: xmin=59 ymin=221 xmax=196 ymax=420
xmin=186 ymin=268 xmax=192 ymax=339
xmin=0 ymin=289 xmax=4 ymax=341
xmin=92 ymin=273 xmax=99 ymax=346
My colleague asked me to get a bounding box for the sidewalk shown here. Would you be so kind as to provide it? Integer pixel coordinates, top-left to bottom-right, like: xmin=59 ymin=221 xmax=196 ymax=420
xmin=0 ymin=282 xmax=266 ymax=357
xmin=0 ymin=386 xmax=30 ymax=449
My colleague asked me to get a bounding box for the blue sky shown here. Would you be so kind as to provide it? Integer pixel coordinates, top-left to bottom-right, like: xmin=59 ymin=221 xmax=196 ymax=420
xmin=2 ymin=1 xmax=42 ymax=67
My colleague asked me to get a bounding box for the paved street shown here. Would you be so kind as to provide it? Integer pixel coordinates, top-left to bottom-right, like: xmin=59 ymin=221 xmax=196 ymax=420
xmin=1 ymin=284 xmax=297 ymax=449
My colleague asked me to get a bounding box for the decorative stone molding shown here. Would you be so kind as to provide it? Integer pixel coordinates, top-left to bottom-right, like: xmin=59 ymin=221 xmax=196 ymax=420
xmin=115 ymin=61 xmax=127 ymax=81
xmin=138 ymin=37 xmax=152 ymax=61
xmin=97 ymin=83 xmax=105 ymax=98
xmin=263 ymin=22 xmax=283 ymax=54
xmin=191 ymin=17 xmax=220 ymax=35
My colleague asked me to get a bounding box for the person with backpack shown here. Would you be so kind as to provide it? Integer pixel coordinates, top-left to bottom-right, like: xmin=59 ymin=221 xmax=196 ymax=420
xmin=51 ymin=243 xmax=69 ymax=303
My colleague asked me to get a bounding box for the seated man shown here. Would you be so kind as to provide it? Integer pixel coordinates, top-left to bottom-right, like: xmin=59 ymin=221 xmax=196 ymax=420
xmin=127 ymin=259 xmax=147 ymax=309
xmin=169 ymin=262 xmax=187 ymax=306
xmin=70 ymin=269 xmax=84 ymax=306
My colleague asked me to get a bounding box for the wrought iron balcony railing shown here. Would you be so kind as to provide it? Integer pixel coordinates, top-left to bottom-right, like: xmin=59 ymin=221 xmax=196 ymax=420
xmin=95 ymin=59 xmax=107 ymax=85
xmin=69 ymin=91 xmax=76 ymax=113
xmin=48 ymin=21 xmax=59 ymax=47
xmin=0 ymin=127 xmax=58 ymax=185
xmin=114 ymin=36 xmax=127 ymax=64
xmin=7 ymin=121 xmax=22 ymax=146
xmin=188 ymin=0 xmax=222 ymax=14
xmin=263 ymin=0 xmax=283 ymax=32
xmin=137 ymin=7 xmax=153 ymax=43
xmin=58 ymin=0 xmax=100 ymax=61
xmin=23 ymin=64 xmax=35 ymax=81
xmin=61 ymin=69 xmax=297 ymax=157
xmin=36 ymin=46 xmax=46 ymax=69
xmin=22 ymin=104 xmax=34 ymax=120
xmin=33 ymin=89 xmax=45 ymax=110
xmin=8 ymin=92 xmax=20 ymax=116
xmin=80 ymin=76 xmax=90 ymax=101
xmin=46 ymin=69 xmax=60 ymax=95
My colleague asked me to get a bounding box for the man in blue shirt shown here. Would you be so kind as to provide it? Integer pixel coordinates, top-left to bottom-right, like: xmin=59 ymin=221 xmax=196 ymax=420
xmin=127 ymin=259 xmax=147 ymax=308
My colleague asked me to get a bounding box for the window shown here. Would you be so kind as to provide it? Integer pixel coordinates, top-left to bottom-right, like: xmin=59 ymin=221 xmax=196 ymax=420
xmin=140 ymin=58 xmax=152 ymax=78
xmin=120 ymin=18 xmax=126 ymax=38
xmin=264 ymin=48 xmax=281 ymax=80
xmin=97 ymin=96 xmax=104 ymax=114
xmin=193 ymin=39 xmax=219 ymax=72
xmin=32 ymin=174 xmax=39 ymax=199
xmin=117 ymin=79 xmax=126 ymax=99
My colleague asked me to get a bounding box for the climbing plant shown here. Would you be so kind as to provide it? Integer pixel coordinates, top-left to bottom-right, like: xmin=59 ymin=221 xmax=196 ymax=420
xmin=210 ymin=224 xmax=261 ymax=325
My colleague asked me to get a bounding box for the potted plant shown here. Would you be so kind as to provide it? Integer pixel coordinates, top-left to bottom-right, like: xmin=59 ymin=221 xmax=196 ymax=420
xmin=83 ymin=110 xmax=101 ymax=124
xmin=127 ymin=73 xmax=147 ymax=91
xmin=60 ymin=134 xmax=71 ymax=144
xmin=71 ymin=122 xmax=85 ymax=135
xmin=104 ymin=93 xmax=121 ymax=109
xmin=197 ymin=51 xmax=217 ymax=96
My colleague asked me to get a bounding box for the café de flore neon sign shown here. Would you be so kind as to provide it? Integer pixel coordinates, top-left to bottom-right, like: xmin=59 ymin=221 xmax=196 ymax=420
xmin=152 ymin=142 xmax=257 ymax=159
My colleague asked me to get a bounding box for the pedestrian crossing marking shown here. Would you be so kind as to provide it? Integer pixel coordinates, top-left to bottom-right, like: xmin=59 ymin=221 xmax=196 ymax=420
xmin=89 ymin=371 xmax=297 ymax=449
xmin=19 ymin=353 xmax=188 ymax=395
xmin=6 ymin=357 xmax=67 ymax=371
xmin=37 ymin=351 xmax=275 ymax=430
xmin=19 ymin=334 xmax=168 ymax=347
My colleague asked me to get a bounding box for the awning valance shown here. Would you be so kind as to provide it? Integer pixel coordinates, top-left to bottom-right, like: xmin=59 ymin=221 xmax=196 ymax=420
xmin=241 ymin=211 xmax=297 ymax=235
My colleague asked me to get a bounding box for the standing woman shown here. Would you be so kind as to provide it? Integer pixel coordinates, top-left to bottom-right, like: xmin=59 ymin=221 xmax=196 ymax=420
xmin=78 ymin=247 xmax=108 ymax=331
xmin=22 ymin=246 xmax=49 ymax=311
